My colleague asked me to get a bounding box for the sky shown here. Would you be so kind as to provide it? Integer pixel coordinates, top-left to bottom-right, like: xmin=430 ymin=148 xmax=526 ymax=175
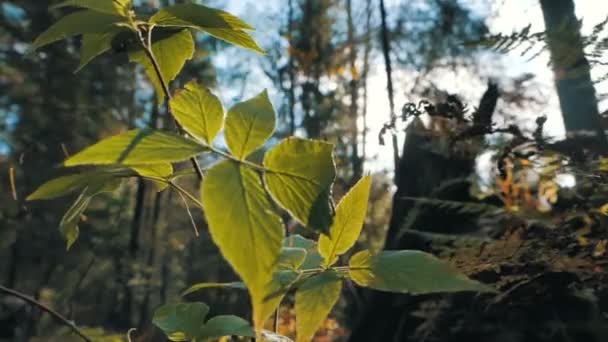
xmin=213 ymin=0 xmax=608 ymax=173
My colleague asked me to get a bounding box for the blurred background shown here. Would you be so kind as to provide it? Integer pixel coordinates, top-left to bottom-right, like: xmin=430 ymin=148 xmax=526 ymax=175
xmin=1 ymin=0 xmax=608 ymax=341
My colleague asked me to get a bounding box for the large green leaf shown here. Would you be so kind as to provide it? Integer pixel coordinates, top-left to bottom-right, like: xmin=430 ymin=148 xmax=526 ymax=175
xmin=149 ymin=3 xmax=264 ymax=53
xmin=51 ymin=0 xmax=132 ymax=17
xmin=152 ymin=302 xmax=209 ymax=341
xmin=170 ymin=82 xmax=224 ymax=144
xmin=284 ymin=235 xmax=324 ymax=270
xmin=224 ymin=90 xmax=276 ymax=159
xmin=77 ymin=28 xmax=123 ymax=72
xmin=295 ymin=271 xmax=342 ymax=342
xmin=201 ymin=160 xmax=284 ymax=330
xmin=318 ymin=176 xmax=372 ymax=267
xmin=64 ymin=129 xmax=205 ymax=166
xmin=264 ymin=138 xmax=336 ymax=233
xmin=129 ymin=29 xmax=195 ymax=103
xmin=200 ymin=315 xmax=255 ymax=339
xmin=348 ymin=250 xmax=495 ymax=294
xmin=32 ymin=10 xmax=124 ymax=50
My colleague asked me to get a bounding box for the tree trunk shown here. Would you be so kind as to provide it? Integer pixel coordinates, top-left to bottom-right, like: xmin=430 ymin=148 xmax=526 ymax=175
xmin=349 ymin=85 xmax=499 ymax=342
xmin=347 ymin=0 xmax=362 ymax=182
xmin=361 ymin=0 xmax=373 ymax=169
xmin=379 ymin=0 xmax=400 ymax=171
xmin=540 ymin=0 xmax=608 ymax=152
xmin=287 ymin=0 xmax=297 ymax=135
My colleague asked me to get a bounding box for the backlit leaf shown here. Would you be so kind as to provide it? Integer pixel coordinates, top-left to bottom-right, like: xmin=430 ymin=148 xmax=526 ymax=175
xmin=295 ymin=271 xmax=342 ymax=342
xmin=64 ymin=129 xmax=205 ymax=166
xmin=170 ymin=82 xmax=224 ymax=144
xmin=77 ymin=28 xmax=123 ymax=72
xmin=202 ymin=160 xmax=284 ymax=330
xmin=27 ymin=172 xmax=111 ymax=201
xmin=150 ymin=3 xmax=264 ymax=53
xmin=129 ymin=29 xmax=195 ymax=103
xmin=264 ymin=138 xmax=336 ymax=233
xmin=348 ymin=250 xmax=495 ymax=294
xmin=318 ymin=176 xmax=371 ymax=267
xmin=131 ymin=164 xmax=173 ymax=191
xmin=32 ymin=10 xmax=124 ymax=50
xmin=51 ymin=0 xmax=132 ymax=17
xmin=225 ymin=90 xmax=276 ymax=159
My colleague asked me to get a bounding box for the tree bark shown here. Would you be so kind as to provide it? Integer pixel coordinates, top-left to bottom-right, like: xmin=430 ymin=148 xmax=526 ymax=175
xmin=347 ymin=0 xmax=362 ymax=181
xmin=540 ymin=0 xmax=608 ymax=152
xmin=349 ymin=84 xmax=499 ymax=342
xmin=287 ymin=0 xmax=297 ymax=135
xmin=379 ymin=0 xmax=400 ymax=171
xmin=360 ymin=0 xmax=373 ymax=170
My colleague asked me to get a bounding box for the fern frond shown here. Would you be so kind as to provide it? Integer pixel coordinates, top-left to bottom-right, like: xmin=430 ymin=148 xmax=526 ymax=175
xmin=398 ymin=196 xmax=503 ymax=216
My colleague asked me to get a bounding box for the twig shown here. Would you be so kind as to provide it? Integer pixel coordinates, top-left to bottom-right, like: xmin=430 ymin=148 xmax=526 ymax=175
xmin=175 ymin=187 xmax=201 ymax=237
xmin=0 ymin=285 xmax=92 ymax=342
xmin=68 ymin=256 xmax=96 ymax=319
xmin=9 ymin=166 xmax=17 ymax=200
xmin=137 ymin=25 xmax=205 ymax=181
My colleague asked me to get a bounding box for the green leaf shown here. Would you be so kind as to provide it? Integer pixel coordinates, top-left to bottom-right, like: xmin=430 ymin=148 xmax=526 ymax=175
xmin=26 ymin=172 xmax=111 ymax=201
xmin=32 ymin=10 xmax=124 ymax=50
xmin=59 ymin=189 xmax=91 ymax=251
xmin=59 ymin=177 xmax=122 ymax=250
xmin=170 ymin=82 xmax=224 ymax=144
xmin=264 ymin=138 xmax=336 ymax=233
xmin=318 ymin=176 xmax=372 ymax=267
xmin=295 ymin=271 xmax=342 ymax=342
xmin=64 ymin=129 xmax=205 ymax=166
xmin=152 ymin=302 xmax=209 ymax=341
xmin=277 ymin=247 xmax=307 ymax=270
xmin=200 ymin=315 xmax=255 ymax=339
xmin=284 ymin=235 xmax=324 ymax=270
xmin=348 ymin=250 xmax=495 ymax=294
xmin=202 ymin=160 xmax=284 ymax=330
xmin=149 ymin=4 xmax=265 ymax=53
xmin=77 ymin=28 xmax=123 ymax=72
xmin=129 ymin=29 xmax=195 ymax=103
xmin=224 ymin=90 xmax=276 ymax=159
xmin=258 ymin=270 xmax=300 ymax=326
xmin=131 ymin=164 xmax=173 ymax=191
xmin=52 ymin=0 xmax=132 ymax=17
xmin=181 ymin=282 xmax=246 ymax=297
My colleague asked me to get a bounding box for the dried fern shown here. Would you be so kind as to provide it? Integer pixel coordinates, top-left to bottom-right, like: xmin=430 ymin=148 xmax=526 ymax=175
xmin=398 ymin=196 xmax=503 ymax=216
xmin=467 ymin=17 xmax=608 ymax=83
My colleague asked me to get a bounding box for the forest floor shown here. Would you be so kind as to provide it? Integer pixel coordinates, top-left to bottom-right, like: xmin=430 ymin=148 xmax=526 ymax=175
xmin=400 ymin=220 xmax=608 ymax=342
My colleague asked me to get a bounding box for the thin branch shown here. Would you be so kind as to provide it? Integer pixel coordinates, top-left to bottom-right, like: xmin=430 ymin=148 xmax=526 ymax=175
xmin=0 ymin=285 xmax=92 ymax=342
xmin=176 ymin=188 xmax=200 ymax=237
xmin=137 ymin=25 xmax=205 ymax=181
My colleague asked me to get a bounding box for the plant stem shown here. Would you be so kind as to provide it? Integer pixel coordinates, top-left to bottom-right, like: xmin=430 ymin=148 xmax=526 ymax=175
xmin=137 ymin=25 xmax=205 ymax=181
xmin=0 ymin=285 xmax=92 ymax=342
